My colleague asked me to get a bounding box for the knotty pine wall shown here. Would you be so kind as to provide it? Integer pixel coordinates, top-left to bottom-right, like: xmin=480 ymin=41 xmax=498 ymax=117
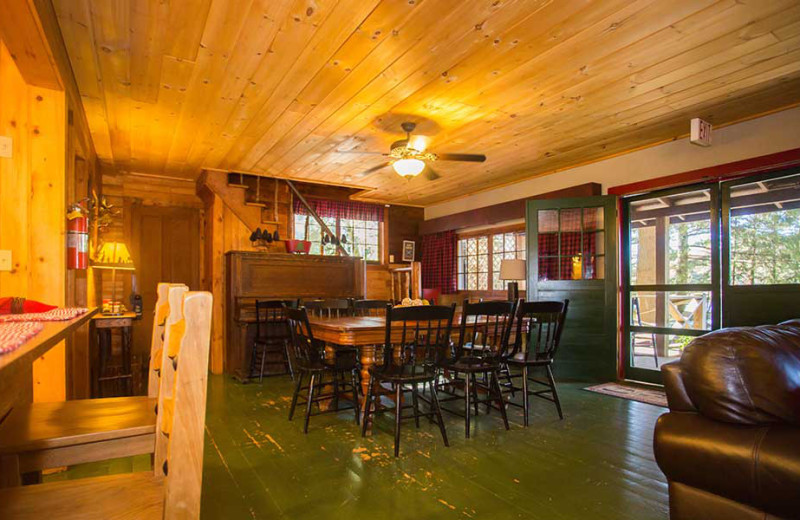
xmin=0 ymin=37 xmax=99 ymax=402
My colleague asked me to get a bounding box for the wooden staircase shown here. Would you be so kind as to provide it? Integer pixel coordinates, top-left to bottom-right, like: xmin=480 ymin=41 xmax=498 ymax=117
xmin=198 ymin=170 xmax=287 ymax=233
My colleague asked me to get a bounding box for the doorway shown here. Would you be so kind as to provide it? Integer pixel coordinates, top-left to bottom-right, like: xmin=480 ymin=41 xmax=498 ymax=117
xmin=129 ymin=204 xmax=202 ymax=392
xmin=621 ymin=167 xmax=800 ymax=384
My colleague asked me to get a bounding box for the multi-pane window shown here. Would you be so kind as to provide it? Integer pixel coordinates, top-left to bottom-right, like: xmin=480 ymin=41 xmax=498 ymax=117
xmin=538 ymin=207 xmax=605 ymax=281
xmin=294 ymin=214 xmax=378 ymax=261
xmin=457 ymin=230 xmax=526 ymax=292
xmin=341 ymin=218 xmax=380 ymax=261
xmin=458 ymin=236 xmax=489 ymax=290
xmin=492 ymin=232 xmax=526 ymax=290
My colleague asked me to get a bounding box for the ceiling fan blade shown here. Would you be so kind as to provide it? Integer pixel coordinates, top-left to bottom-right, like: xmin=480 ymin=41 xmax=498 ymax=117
xmin=356 ymin=162 xmax=390 ymax=177
xmin=437 ymin=153 xmax=487 ymax=162
xmin=425 ymin=166 xmax=440 ymax=181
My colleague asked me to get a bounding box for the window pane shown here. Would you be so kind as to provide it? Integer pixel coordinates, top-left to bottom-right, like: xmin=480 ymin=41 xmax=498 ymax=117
xmin=630 ymin=332 xmax=693 ymax=371
xmin=584 ymin=207 xmax=604 ymax=231
xmin=538 ymin=210 xmax=558 ymax=233
xmin=560 ymin=208 xmax=582 ymax=232
xmin=630 ymin=291 xmax=712 ymax=330
xmin=629 ymin=188 xmax=712 ymax=285
xmin=730 ymin=173 xmax=800 ymax=285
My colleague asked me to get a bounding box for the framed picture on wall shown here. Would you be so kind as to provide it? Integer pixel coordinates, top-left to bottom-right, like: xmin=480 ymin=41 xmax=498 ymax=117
xmin=402 ymin=240 xmax=415 ymax=262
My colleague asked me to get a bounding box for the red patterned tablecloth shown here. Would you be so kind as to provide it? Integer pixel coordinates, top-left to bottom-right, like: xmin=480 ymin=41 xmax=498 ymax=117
xmin=0 ymin=322 xmax=45 ymax=354
xmin=0 ymin=307 xmax=89 ymax=323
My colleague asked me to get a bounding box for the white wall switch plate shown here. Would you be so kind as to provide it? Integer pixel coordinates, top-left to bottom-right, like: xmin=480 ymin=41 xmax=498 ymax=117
xmin=0 ymin=250 xmax=11 ymax=271
xmin=0 ymin=136 xmax=11 ymax=158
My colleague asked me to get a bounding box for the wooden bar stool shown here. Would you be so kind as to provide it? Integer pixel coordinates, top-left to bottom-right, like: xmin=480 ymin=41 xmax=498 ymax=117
xmin=0 ymin=291 xmax=213 ymax=519
xmin=0 ymin=283 xmax=187 ymax=487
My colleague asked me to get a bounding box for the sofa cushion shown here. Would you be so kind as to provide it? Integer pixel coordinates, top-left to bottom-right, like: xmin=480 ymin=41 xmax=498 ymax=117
xmin=680 ymin=323 xmax=800 ymax=425
xmin=654 ymin=413 xmax=800 ymax=519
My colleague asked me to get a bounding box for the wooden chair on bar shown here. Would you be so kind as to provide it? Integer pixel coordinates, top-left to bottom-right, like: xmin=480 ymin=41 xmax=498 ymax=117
xmin=0 ymin=291 xmax=213 ymax=519
xmin=503 ymin=300 xmax=570 ymax=425
xmin=0 ymin=283 xmax=187 ymax=487
xmin=302 ymin=298 xmax=353 ymax=318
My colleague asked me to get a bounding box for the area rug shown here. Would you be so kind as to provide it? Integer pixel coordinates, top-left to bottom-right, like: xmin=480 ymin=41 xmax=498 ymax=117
xmin=584 ymin=382 xmax=668 ymax=408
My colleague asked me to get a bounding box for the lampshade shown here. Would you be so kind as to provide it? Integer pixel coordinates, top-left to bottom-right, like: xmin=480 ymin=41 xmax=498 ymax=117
xmin=93 ymin=241 xmax=135 ymax=270
xmin=392 ymin=158 xmax=425 ymax=178
xmin=499 ymin=259 xmax=526 ymax=281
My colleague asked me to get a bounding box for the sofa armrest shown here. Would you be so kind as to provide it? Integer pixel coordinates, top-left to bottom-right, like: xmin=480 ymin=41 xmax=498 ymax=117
xmin=661 ymin=361 xmax=696 ymax=412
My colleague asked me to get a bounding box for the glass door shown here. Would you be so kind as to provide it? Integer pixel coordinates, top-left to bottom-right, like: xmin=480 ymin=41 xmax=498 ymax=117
xmin=527 ymin=196 xmax=617 ymax=382
xmin=722 ymin=167 xmax=800 ymax=326
xmin=621 ymin=186 xmax=720 ymax=384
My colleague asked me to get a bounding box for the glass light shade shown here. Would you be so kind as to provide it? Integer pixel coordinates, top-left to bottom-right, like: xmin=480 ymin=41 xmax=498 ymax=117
xmin=392 ymin=158 xmax=425 ymax=178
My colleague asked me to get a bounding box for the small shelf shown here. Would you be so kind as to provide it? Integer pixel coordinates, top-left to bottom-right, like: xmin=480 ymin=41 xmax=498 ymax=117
xmin=227 ymin=183 xmax=249 ymax=189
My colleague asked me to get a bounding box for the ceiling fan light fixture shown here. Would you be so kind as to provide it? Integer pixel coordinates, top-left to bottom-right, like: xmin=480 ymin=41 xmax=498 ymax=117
xmin=392 ymin=158 xmax=425 ymax=178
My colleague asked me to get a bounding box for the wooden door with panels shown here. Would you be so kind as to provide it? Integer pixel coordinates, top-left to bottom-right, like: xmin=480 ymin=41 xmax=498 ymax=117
xmin=526 ymin=196 xmax=617 ymax=382
xmin=129 ymin=205 xmax=201 ymax=393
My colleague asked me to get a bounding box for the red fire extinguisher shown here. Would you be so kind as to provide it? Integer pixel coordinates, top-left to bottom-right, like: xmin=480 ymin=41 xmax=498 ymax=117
xmin=67 ymin=203 xmax=89 ymax=270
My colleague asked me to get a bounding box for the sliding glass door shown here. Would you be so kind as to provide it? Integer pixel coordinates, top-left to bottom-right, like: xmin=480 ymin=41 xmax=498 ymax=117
xmin=622 ymin=186 xmax=720 ymax=384
xmin=622 ymin=167 xmax=800 ymax=384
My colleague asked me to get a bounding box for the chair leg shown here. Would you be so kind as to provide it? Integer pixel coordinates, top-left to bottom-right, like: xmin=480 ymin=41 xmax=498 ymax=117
xmin=288 ymin=372 xmax=304 ymax=421
xmin=303 ymin=373 xmax=317 ymax=434
xmin=471 ymin=373 xmax=480 ymax=417
xmin=464 ymin=372 xmax=472 ymax=439
xmin=430 ymin=384 xmax=449 ymax=448
xmin=351 ymin=370 xmax=360 ymax=425
xmin=492 ymin=370 xmax=509 ymax=431
xmin=284 ymin=340 xmax=295 ymax=381
xmin=411 ymin=383 xmax=421 ymax=428
xmin=361 ymin=377 xmax=374 ymax=437
xmin=332 ymin=372 xmax=340 ymax=412
xmin=522 ymin=365 xmax=530 ymax=427
xmin=503 ymin=363 xmax=515 ymax=398
xmin=394 ymin=383 xmax=403 ymax=457
xmin=259 ymin=345 xmax=266 ymax=383
xmin=546 ymin=365 xmax=563 ymax=420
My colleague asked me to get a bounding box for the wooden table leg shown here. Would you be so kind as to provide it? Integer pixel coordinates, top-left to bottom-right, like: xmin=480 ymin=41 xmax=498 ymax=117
xmin=359 ymin=345 xmax=376 ymax=431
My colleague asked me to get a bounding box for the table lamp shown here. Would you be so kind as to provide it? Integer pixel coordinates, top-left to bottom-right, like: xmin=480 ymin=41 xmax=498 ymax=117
xmin=499 ymin=259 xmax=526 ymax=302
xmin=93 ymin=241 xmax=135 ymax=315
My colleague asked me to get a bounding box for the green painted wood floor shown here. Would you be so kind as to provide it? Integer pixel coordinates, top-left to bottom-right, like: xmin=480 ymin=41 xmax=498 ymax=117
xmin=47 ymin=375 xmax=669 ymax=519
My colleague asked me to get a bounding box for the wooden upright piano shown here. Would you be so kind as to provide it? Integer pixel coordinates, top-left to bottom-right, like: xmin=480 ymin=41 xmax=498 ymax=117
xmin=225 ymin=251 xmax=366 ymax=381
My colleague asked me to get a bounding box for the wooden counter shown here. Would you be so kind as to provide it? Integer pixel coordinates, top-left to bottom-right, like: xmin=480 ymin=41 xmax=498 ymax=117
xmin=0 ymin=309 xmax=98 ymax=422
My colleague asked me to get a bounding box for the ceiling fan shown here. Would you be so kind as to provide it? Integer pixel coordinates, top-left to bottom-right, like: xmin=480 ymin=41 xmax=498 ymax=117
xmin=337 ymin=122 xmax=486 ymax=181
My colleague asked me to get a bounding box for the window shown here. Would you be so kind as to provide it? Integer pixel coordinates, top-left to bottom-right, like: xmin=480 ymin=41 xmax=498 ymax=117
xmin=538 ymin=207 xmax=605 ymax=281
xmin=492 ymin=232 xmax=526 ymax=290
xmin=293 ymin=198 xmax=383 ymax=262
xmin=729 ymin=173 xmax=800 ymax=285
xmin=458 ymin=236 xmax=488 ymax=290
xmin=457 ymin=230 xmax=526 ymax=292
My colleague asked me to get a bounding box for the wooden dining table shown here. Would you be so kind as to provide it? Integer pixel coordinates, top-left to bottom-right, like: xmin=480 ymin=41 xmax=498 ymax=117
xmin=307 ymin=313 xmax=511 ymax=426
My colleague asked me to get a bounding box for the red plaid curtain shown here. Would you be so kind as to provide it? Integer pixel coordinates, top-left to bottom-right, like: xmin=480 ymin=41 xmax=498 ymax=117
xmin=422 ymin=230 xmax=457 ymax=294
xmin=293 ymin=198 xmax=384 ymax=222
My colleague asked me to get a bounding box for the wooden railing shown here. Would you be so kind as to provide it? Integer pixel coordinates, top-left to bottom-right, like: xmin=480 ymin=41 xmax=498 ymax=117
xmin=389 ymin=262 xmax=422 ymax=302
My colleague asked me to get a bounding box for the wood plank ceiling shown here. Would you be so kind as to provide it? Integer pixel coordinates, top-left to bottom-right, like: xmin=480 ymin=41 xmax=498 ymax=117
xmin=54 ymin=0 xmax=800 ymax=206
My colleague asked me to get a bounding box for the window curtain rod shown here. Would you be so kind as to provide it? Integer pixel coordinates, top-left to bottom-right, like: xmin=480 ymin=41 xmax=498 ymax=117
xmin=284 ymin=179 xmax=348 ymax=256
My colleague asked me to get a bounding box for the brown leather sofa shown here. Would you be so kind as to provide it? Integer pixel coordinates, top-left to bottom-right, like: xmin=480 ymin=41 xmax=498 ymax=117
xmin=654 ymin=320 xmax=800 ymax=520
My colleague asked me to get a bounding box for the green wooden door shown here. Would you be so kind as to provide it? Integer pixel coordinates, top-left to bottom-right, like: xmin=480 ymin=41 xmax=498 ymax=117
xmin=526 ymin=196 xmax=618 ymax=382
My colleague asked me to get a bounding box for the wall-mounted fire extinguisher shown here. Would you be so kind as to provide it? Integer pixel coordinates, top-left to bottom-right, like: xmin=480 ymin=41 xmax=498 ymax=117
xmin=67 ymin=203 xmax=89 ymax=270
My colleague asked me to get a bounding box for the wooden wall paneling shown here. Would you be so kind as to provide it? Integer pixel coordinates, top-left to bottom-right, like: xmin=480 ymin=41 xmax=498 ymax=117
xmin=0 ymin=41 xmax=32 ymax=299
xmin=28 ymin=86 xmax=68 ymax=403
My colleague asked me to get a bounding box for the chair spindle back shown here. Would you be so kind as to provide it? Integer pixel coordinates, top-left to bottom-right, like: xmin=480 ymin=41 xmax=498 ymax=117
xmin=457 ymin=299 xmax=518 ymax=361
xmin=384 ymin=304 xmax=456 ymax=369
xmin=512 ymin=300 xmax=569 ymax=362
